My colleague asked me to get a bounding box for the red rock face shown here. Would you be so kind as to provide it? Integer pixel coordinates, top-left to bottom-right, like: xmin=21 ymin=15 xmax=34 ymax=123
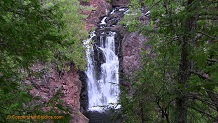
xmin=81 ymin=0 xmax=112 ymax=31
xmin=122 ymin=32 xmax=148 ymax=76
xmin=29 ymin=63 xmax=88 ymax=123
xmin=111 ymin=0 xmax=130 ymax=7
xmin=121 ymin=10 xmax=151 ymax=77
xmin=60 ymin=65 xmax=89 ymax=123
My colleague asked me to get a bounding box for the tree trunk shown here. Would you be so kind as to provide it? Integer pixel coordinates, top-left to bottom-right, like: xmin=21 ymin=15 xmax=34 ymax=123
xmin=139 ymin=102 xmax=145 ymax=123
xmin=176 ymin=0 xmax=195 ymax=122
xmin=176 ymin=37 xmax=189 ymax=123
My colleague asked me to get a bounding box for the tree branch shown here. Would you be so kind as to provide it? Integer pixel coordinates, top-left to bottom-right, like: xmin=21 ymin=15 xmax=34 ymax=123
xmin=189 ymin=92 xmax=217 ymax=110
xmin=198 ymin=16 xmax=218 ymax=20
xmin=189 ymin=106 xmax=217 ymax=120
xmin=190 ymin=70 xmax=211 ymax=81
xmin=191 ymin=69 xmax=218 ymax=111
xmin=197 ymin=31 xmax=218 ymax=40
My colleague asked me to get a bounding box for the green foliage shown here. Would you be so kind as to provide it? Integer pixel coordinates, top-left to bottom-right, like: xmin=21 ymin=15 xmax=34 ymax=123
xmin=105 ymin=0 xmax=112 ymax=3
xmin=46 ymin=0 xmax=88 ymax=70
xmin=121 ymin=0 xmax=218 ymax=122
xmin=0 ymin=0 xmax=87 ymax=122
xmin=80 ymin=0 xmax=90 ymax=3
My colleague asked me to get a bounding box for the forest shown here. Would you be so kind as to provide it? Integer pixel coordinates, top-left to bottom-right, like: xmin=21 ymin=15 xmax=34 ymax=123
xmin=121 ymin=0 xmax=218 ymax=123
xmin=0 ymin=0 xmax=218 ymax=123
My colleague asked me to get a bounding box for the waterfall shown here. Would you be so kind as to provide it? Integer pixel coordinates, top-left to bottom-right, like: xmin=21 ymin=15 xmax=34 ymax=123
xmin=84 ymin=7 xmax=128 ymax=112
xmin=85 ymin=32 xmax=120 ymax=112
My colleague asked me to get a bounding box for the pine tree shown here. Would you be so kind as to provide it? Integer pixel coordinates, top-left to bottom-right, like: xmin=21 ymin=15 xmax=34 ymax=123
xmin=121 ymin=0 xmax=218 ymax=122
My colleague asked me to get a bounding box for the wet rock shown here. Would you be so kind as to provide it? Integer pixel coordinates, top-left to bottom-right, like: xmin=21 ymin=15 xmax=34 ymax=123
xmin=79 ymin=71 xmax=88 ymax=113
xmin=93 ymin=42 xmax=106 ymax=80
xmin=114 ymin=31 xmax=122 ymax=56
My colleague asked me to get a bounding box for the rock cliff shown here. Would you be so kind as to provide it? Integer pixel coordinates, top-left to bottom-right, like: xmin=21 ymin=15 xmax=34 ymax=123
xmin=121 ymin=32 xmax=147 ymax=76
xmin=119 ymin=8 xmax=150 ymax=90
xmin=29 ymin=63 xmax=89 ymax=123
xmin=81 ymin=0 xmax=112 ymax=31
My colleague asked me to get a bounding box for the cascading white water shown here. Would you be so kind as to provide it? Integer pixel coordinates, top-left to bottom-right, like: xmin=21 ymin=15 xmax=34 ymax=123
xmin=84 ymin=7 xmax=128 ymax=113
xmin=100 ymin=17 xmax=107 ymax=25
xmin=83 ymin=32 xmax=97 ymax=110
xmin=84 ymin=31 xmax=120 ymax=112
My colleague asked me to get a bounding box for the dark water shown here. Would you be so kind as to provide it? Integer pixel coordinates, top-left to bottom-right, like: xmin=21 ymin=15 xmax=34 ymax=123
xmin=84 ymin=110 xmax=123 ymax=123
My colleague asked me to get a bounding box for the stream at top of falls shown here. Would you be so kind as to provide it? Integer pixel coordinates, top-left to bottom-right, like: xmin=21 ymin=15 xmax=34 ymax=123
xmin=83 ymin=7 xmax=128 ymax=113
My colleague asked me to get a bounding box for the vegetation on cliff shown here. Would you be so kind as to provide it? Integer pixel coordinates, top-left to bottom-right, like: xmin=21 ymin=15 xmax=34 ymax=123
xmin=0 ymin=0 xmax=87 ymax=122
xmin=121 ymin=0 xmax=218 ymax=122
